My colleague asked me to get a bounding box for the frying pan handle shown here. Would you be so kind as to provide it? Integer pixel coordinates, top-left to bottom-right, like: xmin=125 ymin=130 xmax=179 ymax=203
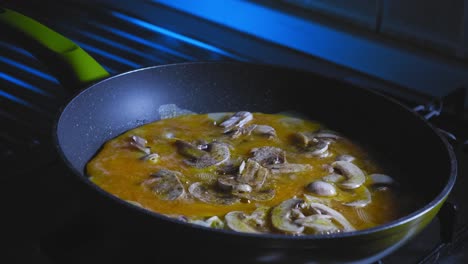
xmin=0 ymin=7 xmax=110 ymax=90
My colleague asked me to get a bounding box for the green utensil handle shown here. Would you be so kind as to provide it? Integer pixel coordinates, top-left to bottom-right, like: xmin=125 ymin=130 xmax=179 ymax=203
xmin=0 ymin=7 xmax=110 ymax=89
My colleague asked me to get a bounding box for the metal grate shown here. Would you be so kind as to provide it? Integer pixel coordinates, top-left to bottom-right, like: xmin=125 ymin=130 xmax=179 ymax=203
xmin=1 ymin=1 xmax=467 ymax=263
xmin=0 ymin=2 xmax=248 ymax=175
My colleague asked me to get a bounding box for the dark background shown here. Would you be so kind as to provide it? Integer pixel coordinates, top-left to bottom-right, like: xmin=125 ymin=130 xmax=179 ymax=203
xmin=1 ymin=0 xmax=467 ymax=263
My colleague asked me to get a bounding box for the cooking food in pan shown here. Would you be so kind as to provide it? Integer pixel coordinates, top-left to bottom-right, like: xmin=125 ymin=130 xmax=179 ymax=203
xmin=87 ymin=110 xmax=416 ymax=235
xmin=2 ymin=7 xmax=457 ymax=261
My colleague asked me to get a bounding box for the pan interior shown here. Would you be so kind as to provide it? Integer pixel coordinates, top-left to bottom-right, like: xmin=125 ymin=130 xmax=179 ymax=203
xmin=56 ymin=62 xmax=453 ymax=213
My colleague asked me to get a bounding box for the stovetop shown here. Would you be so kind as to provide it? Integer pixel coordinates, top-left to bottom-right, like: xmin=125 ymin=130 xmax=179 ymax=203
xmin=1 ymin=1 xmax=467 ymax=263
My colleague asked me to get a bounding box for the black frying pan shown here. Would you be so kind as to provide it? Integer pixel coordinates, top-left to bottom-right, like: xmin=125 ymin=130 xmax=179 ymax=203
xmin=1 ymin=8 xmax=457 ymax=263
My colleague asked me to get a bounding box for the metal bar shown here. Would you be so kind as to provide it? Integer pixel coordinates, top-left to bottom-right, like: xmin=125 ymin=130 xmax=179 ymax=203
xmin=458 ymin=0 xmax=468 ymax=58
xmin=375 ymin=0 xmax=384 ymax=33
xmin=110 ymin=11 xmax=246 ymax=61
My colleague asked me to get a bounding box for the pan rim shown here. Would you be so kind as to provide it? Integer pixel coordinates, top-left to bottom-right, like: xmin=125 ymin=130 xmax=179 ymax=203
xmin=52 ymin=61 xmax=458 ymax=241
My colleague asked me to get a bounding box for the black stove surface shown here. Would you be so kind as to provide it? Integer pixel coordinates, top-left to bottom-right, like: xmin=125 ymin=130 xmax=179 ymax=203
xmin=1 ymin=1 xmax=467 ymax=263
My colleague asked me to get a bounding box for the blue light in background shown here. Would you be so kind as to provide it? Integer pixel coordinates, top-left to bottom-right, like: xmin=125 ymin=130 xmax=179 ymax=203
xmin=0 ymin=56 xmax=58 ymax=83
xmin=0 ymin=73 xmax=54 ymax=97
xmin=0 ymin=89 xmax=34 ymax=108
xmin=93 ymin=23 xmax=195 ymax=61
xmin=153 ymin=0 xmax=346 ymax=63
xmin=110 ymin=11 xmax=245 ymax=61
xmin=75 ymin=41 xmax=142 ymax=69
xmin=71 ymin=29 xmax=165 ymax=63
xmin=0 ymin=42 xmax=33 ymax=57
xmin=152 ymin=0 xmax=468 ymax=100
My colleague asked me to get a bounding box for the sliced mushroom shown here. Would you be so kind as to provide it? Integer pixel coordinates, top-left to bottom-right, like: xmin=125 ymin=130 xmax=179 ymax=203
xmin=231 ymin=124 xmax=257 ymax=138
xmin=292 ymin=130 xmax=341 ymax=148
xmin=207 ymin=142 xmax=231 ymax=166
xmin=294 ymin=215 xmax=339 ymax=234
xmin=218 ymin=175 xmax=254 ymax=193
xmin=189 ymin=182 xmax=240 ymax=205
xmin=308 ymin=129 xmax=342 ymax=140
xmin=143 ymin=169 xmax=185 ymax=200
xmin=343 ymin=186 xmax=372 ymax=208
xmin=140 ymin=153 xmax=160 ymax=163
xmin=266 ymin=163 xmax=312 ymax=174
xmin=322 ymin=164 xmax=335 ymax=174
xmin=219 ymin=111 xmax=253 ymax=133
xmin=231 ymin=124 xmax=277 ymax=139
xmin=303 ymin=194 xmax=332 ymax=206
xmin=292 ymin=132 xmax=333 ymax=157
xmin=247 ymin=206 xmax=270 ymax=227
xmin=250 ymin=146 xmax=286 ymax=166
xmin=305 ymin=139 xmax=329 ymax=157
xmin=217 ymin=158 xmax=243 ymax=175
xmin=237 ymin=159 xmax=269 ymax=189
xmin=130 ymin=135 xmax=151 ymax=154
xmin=306 ymin=181 xmax=337 ymax=197
xmin=233 ymin=184 xmax=253 ymax=193
xmin=271 ymin=198 xmax=305 ymax=234
xmin=336 ymin=154 xmax=355 ymax=162
xmin=175 ymin=140 xmax=206 ymax=160
xmin=332 ymin=161 xmax=366 ymax=189
xmin=225 ymin=211 xmax=262 ymax=234
xmin=252 ymin=125 xmax=277 ymax=138
xmin=176 ymin=140 xmax=230 ymax=168
xmin=218 ymin=172 xmax=273 ymax=201
xmin=292 ymin=132 xmax=311 ymax=148
xmin=322 ymin=173 xmax=346 ymax=183
xmin=225 ymin=207 xmax=270 ymax=233
xmin=308 ymin=202 xmax=355 ymax=231
xmin=217 ymin=175 xmax=239 ymax=191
